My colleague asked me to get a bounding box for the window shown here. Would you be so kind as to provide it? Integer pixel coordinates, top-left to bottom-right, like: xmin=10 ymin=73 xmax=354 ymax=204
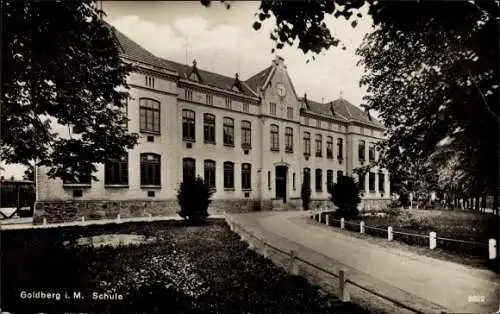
xmin=287 ymin=107 xmax=293 ymax=119
xmin=315 ymin=134 xmax=322 ymax=157
xmin=182 ymin=158 xmax=196 ymax=182
xmin=243 ymin=103 xmax=249 ymax=113
xmin=241 ymin=121 xmax=251 ymax=148
xmin=304 ymin=132 xmax=311 ymax=155
xmin=285 ymin=127 xmax=293 ymax=153
xmin=358 ymin=172 xmax=366 ymax=191
xmin=326 ymin=170 xmax=333 ymax=192
xmin=337 ymin=138 xmax=344 ymax=160
xmin=223 ymin=117 xmax=234 ymax=146
xmin=182 ymin=110 xmax=196 ymax=141
xmin=293 ymin=173 xmax=296 ymax=190
xmin=268 ymin=171 xmax=271 ymax=190
xmin=139 ymin=98 xmax=160 ymax=134
xmin=140 ymin=153 xmax=161 ymax=186
xmin=203 ymin=114 xmax=216 ymax=144
xmin=379 ymin=171 xmax=385 ymax=192
xmin=224 ymin=162 xmax=234 ymax=189
xmin=63 ymin=172 xmax=91 ymax=185
xmin=206 ymin=94 xmax=213 ymax=105
xmin=358 ymin=140 xmax=366 ymax=162
xmin=304 ymin=117 xmax=309 ymax=125
xmin=185 ymin=89 xmax=193 ymax=100
xmin=315 ymin=169 xmax=322 ymax=192
xmin=225 ymin=98 xmax=232 ymax=109
xmin=337 ymin=170 xmax=343 ymax=181
xmin=369 ymin=172 xmax=376 ymax=192
xmin=369 ymin=142 xmax=376 ymax=162
xmin=145 ymin=75 xmax=155 ymax=88
xmin=270 ymin=102 xmax=277 ymax=115
xmin=326 ymin=136 xmax=333 ymax=159
xmin=241 ymin=163 xmax=251 ymax=190
xmin=105 ymin=155 xmax=128 ymax=185
xmin=303 ymin=168 xmax=311 ymax=188
xmin=317 ymin=120 xmax=321 ymax=128
xmin=270 ymin=124 xmax=279 ymax=151
xmin=204 ymin=160 xmax=216 ymax=188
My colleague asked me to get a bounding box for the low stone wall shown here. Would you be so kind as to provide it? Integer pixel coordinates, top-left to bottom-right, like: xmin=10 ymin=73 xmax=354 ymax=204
xmin=360 ymin=199 xmax=392 ymax=211
xmin=33 ymin=199 xmax=273 ymax=224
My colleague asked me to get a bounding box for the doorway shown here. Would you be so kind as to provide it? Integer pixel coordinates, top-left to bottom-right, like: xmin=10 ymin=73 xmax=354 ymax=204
xmin=275 ymin=166 xmax=288 ymax=203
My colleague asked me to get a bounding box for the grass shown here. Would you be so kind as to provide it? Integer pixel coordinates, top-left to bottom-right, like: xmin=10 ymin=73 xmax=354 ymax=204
xmin=320 ymin=209 xmax=498 ymax=270
xmin=1 ymin=219 xmax=369 ymax=313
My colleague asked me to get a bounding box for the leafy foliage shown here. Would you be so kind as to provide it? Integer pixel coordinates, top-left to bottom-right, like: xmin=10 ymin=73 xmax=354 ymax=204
xmin=1 ymin=1 xmax=139 ymax=182
xmin=300 ymin=181 xmax=311 ymax=210
xmin=177 ymin=176 xmax=214 ymax=225
xmin=330 ymin=176 xmax=360 ymax=218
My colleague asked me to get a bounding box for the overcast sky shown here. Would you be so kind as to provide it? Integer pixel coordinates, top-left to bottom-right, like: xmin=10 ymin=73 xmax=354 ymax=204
xmin=1 ymin=1 xmax=375 ymax=179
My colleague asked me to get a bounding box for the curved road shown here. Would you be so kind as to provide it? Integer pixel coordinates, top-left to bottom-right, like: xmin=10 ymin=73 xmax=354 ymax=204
xmin=229 ymin=210 xmax=500 ymax=314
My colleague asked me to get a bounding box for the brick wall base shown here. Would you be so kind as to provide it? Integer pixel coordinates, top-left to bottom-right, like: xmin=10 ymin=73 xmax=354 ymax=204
xmin=33 ymin=199 xmax=273 ymax=224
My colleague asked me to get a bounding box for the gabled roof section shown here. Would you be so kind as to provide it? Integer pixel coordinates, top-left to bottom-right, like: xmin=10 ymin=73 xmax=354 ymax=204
xmin=188 ymin=60 xmax=203 ymax=82
xmin=107 ymin=23 xmax=175 ymax=71
xmin=300 ymin=97 xmax=349 ymax=122
xmin=232 ymin=73 xmax=244 ymax=92
xmin=245 ymin=66 xmax=274 ymax=94
xmin=161 ymin=59 xmax=256 ymax=96
xmin=331 ymin=98 xmax=385 ymax=128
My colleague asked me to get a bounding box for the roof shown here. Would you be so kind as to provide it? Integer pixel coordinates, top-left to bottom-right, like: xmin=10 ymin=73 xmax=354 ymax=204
xmin=302 ymin=97 xmax=384 ymax=129
xmin=245 ymin=66 xmax=274 ymax=93
xmin=160 ymin=59 xmax=256 ymax=96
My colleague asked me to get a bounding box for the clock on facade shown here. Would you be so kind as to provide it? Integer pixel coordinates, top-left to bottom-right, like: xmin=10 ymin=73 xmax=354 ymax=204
xmin=276 ymin=83 xmax=287 ymax=97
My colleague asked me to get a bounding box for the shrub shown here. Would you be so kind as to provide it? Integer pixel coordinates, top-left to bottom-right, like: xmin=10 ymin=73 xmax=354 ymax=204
xmin=177 ymin=176 xmax=214 ymax=225
xmin=301 ymin=182 xmax=311 ymax=210
xmin=330 ymin=176 xmax=360 ymax=219
xmin=382 ymin=206 xmax=402 ymax=216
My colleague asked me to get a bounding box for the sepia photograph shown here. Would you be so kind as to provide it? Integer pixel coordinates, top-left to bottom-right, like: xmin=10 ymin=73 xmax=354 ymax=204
xmin=1 ymin=0 xmax=499 ymax=313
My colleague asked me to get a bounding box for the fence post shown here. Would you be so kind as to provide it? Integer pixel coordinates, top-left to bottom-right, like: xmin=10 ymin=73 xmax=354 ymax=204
xmin=489 ymin=239 xmax=497 ymax=260
xmin=43 ymin=217 xmax=47 ymax=225
xmin=317 ymin=212 xmax=321 ymax=222
xmin=360 ymin=221 xmax=365 ymax=234
xmin=388 ymin=226 xmax=393 ymax=241
xmin=81 ymin=216 xmax=85 ymax=223
xmin=248 ymin=238 xmax=255 ymax=249
xmin=116 ymin=214 xmax=121 ymax=221
xmin=148 ymin=214 xmax=153 ymax=222
xmin=429 ymin=232 xmax=437 ymax=249
xmin=339 ymin=269 xmax=350 ymax=302
xmin=262 ymin=244 xmax=269 ymax=258
xmin=340 ymin=218 xmax=345 ymax=229
xmin=326 ymin=214 xmax=329 ymax=226
xmin=289 ymin=250 xmax=298 ymax=275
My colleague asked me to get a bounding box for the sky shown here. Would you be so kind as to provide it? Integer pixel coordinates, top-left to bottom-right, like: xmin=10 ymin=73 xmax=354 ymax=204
xmin=1 ymin=1 xmax=375 ymax=179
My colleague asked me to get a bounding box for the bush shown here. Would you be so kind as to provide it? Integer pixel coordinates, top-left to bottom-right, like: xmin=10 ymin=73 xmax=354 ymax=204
xmin=301 ymin=182 xmax=311 ymax=210
xmin=382 ymin=206 xmax=402 ymax=216
xmin=177 ymin=176 xmax=214 ymax=225
xmin=330 ymin=176 xmax=360 ymax=219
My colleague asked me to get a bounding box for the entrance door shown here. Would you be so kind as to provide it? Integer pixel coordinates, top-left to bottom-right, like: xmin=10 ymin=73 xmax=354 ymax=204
xmin=275 ymin=166 xmax=288 ymax=203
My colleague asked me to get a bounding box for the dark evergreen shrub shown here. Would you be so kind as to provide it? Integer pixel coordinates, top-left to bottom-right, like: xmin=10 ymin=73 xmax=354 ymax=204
xmin=329 ymin=176 xmax=361 ymax=219
xmin=177 ymin=176 xmax=214 ymax=225
xmin=301 ymin=182 xmax=311 ymax=210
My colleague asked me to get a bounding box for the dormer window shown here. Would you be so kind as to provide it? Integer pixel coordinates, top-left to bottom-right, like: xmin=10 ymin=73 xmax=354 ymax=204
xmin=145 ymin=76 xmax=155 ymax=88
xmin=189 ymin=59 xmax=202 ymax=82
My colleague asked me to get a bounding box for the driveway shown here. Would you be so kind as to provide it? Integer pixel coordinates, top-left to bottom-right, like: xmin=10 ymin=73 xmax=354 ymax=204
xmin=229 ymin=210 xmax=500 ymax=314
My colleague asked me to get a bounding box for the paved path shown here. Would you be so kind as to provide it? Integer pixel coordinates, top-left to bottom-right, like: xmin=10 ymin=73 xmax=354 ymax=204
xmin=229 ymin=210 xmax=500 ymax=314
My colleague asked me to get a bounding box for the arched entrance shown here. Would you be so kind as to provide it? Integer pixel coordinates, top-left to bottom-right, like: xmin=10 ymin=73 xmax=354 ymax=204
xmin=275 ymin=165 xmax=288 ymax=203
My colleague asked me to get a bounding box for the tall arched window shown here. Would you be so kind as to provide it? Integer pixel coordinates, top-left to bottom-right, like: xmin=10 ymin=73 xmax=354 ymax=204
xmin=182 ymin=158 xmax=196 ymax=182
xmin=303 ymin=132 xmax=311 ymax=155
xmin=182 ymin=110 xmax=196 ymax=141
xmin=140 ymin=153 xmax=161 ymax=186
xmin=224 ymin=162 xmax=234 ymax=188
xmin=139 ymin=98 xmax=160 ymax=134
xmin=270 ymin=124 xmax=279 ymax=151
xmin=241 ymin=121 xmax=251 ymax=148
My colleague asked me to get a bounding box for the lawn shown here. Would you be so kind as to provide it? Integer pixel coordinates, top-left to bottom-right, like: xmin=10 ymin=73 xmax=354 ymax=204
xmin=321 ymin=209 xmax=498 ymax=270
xmin=1 ymin=219 xmax=369 ymax=313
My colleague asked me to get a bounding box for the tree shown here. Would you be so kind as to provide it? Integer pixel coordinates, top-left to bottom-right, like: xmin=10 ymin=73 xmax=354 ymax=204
xmin=356 ymin=1 xmax=499 ymax=208
xmin=301 ymin=181 xmax=311 ymax=210
xmin=330 ymin=176 xmax=361 ymax=219
xmin=177 ymin=176 xmax=214 ymax=225
xmin=23 ymin=165 xmax=35 ymax=182
xmin=2 ymin=1 xmax=139 ymax=183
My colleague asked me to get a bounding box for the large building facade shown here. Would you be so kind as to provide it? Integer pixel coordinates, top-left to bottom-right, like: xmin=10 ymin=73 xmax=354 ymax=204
xmin=34 ymin=26 xmax=390 ymax=223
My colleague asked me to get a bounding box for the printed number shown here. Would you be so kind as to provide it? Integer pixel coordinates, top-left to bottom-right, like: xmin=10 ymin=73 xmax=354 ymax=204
xmin=468 ymin=295 xmax=485 ymax=303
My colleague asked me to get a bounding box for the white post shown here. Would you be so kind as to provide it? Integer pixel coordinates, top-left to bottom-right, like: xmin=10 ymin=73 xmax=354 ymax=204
xmin=117 ymin=214 xmax=121 ymax=221
xmin=81 ymin=216 xmax=85 ymax=222
xmin=360 ymin=221 xmax=365 ymax=234
xmin=263 ymin=245 xmax=269 ymax=258
xmin=429 ymin=232 xmax=437 ymax=249
xmin=340 ymin=218 xmax=345 ymax=229
xmin=388 ymin=226 xmax=393 ymax=241
xmin=249 ymin=239 xmax=255 ymax=250
xmin=326 ymin=214 xmax=330 ymax=226
xmin=148 ymin=214 xmax=153 ymax=222
xmin=317 ymin=213 xmax=321 ymax=222
xmin=339 ymin=269 xmax=350 ymax=302
xmin=289 ymin=250 xmax=298 ymax=275
xmin=43 ymin=217 xmax=47 ymax=225
xmin=489 ymin=239 xmax=497 ymax=260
